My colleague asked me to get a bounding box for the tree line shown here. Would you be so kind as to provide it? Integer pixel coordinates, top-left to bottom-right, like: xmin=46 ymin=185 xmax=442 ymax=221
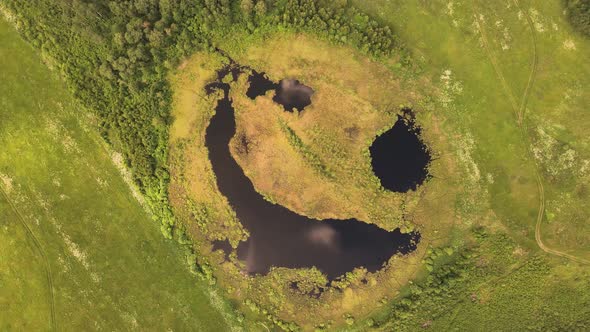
xmin=2 ymin=0 xmax=400 ymax=243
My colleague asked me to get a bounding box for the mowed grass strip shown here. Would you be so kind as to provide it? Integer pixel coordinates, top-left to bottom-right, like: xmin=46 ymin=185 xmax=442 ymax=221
xmin=0 ymin=18 xmax=229 ymax=331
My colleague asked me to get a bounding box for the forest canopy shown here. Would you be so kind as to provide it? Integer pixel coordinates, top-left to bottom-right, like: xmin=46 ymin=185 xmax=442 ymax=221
xmin=0 ymin=0 xmax=400 ymax=238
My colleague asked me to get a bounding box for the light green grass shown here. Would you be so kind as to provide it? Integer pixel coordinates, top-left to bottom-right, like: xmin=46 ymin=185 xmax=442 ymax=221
xmin=354 ymin=0 xmax=590 ymax=259
xmin=0 ymin=18 xmax=230 ymax=331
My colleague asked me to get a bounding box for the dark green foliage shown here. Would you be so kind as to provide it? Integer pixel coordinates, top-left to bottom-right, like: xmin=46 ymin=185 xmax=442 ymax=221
xmin=3 ymin=0 xmax=399 ymax=239
xmin=2 ymin=0 xmax=231 ymax=234
xmin=366 ymin=230 xmax=590 ymax=331
xmin=565 ymin=0 xmax=590 ymax=36
xmin=275 ymin=0 xmax=397 ymax=56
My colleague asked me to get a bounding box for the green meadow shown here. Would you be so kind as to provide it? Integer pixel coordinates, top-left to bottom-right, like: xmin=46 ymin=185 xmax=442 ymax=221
xmin=0 ymin=18 xmax=230 ymax=331
xmin=354 ymin=0 xmax=590 ymax=260
xmin=1 ymin=0 xmax=590 ymax=330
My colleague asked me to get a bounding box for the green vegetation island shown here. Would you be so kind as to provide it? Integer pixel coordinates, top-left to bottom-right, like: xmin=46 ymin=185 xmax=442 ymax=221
xmin=1 ymin=0 xmax=589 ymax=331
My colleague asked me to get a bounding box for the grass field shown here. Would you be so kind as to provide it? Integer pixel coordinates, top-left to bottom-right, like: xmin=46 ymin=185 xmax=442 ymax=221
xmin=0 ymin=18 xmax=232 ymax=331
xmin=342 ymin=0 xmax=590 ymax=330
xmin=354 ymin=0 xmax=590 ymax=261
xmin=2 ymin=0 xmax=589 ymax=330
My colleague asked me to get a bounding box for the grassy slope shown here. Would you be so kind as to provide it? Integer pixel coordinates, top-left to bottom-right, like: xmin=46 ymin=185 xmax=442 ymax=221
xmin=0 ymin=18 xmax=229 ymax=331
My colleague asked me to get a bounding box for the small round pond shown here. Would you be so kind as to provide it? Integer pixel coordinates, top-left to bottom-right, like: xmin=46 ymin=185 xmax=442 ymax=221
xmin=369 ymin=110 xmax=431 ymax=192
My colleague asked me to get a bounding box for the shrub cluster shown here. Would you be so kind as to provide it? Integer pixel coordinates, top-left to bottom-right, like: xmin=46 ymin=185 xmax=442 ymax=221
xmin=2 ymin=0 xmax=226 ymax=237
xmin=565 ymin=0 xmax=590 ymax=36
xmin=279 ymin=0 xmax=396 ymax=56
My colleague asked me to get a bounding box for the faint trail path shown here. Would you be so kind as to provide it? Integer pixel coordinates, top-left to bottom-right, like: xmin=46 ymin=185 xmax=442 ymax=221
xmin=473 ymin=0 xmax=589 ymax=264
xmin=0 ymin=184 xmax=58 ymax=330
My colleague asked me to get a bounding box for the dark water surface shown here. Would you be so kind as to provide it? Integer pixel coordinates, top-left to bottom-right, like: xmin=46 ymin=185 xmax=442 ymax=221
xmin=246 ymin=71 xmax=314 ymax=112
xmin=205 ymin=66 xmax=419 ymax=280
xmin=369 ymin=110 xmax=431 ymax=192
xmin=246 ymin=71 xmax=278 ymax=99
xmin=273 ymin=79 xmax=314 ymax=112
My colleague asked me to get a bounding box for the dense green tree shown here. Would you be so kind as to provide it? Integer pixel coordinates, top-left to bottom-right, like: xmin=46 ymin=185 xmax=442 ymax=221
xmin=565 ymin=0 xmax=590 ymax=36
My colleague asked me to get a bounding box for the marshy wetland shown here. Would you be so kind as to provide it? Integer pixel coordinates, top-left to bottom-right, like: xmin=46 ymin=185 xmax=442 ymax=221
xmin=206 ymin=65 xmax=421 ymax=279
xmin=168 ymin=35 xmax=457 ymax=327
xmin=166 ymin=6 xmax=590 ymax=325
xmin=246 ymin=71 xmax=314 ymax=112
